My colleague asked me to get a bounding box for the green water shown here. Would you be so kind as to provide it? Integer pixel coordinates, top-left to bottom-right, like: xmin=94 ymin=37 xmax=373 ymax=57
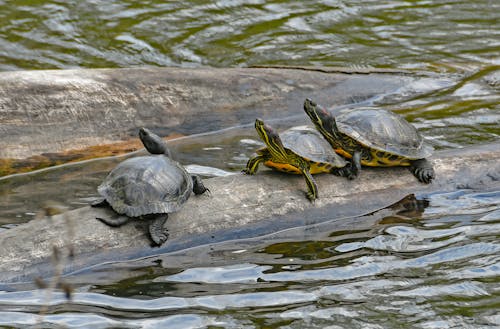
xmin=0 ymin=0 xmax=499 ymax=72
xmin=0 ymin=1 xmax=499 ymax=328
xmin=1 ymin=0 xmax=498 ymax=145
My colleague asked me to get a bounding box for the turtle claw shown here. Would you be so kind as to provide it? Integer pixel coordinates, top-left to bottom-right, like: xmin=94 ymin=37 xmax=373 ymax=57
xmin=242 ymin=168 xmax=254 ymax=175
xmin=413 ymin=167 xmax=434 ymax=184
xmin=346 ymin=163 xmax=360 ymax=180
xmin=332 ymin=152 xmax=360 ymax=180
xmin=331 ymin=161 xmax=359 ymax=180
xmin=332 ymin=165 xmax=358 ymax=180
xmin=345 ymin=170 xmax=357 ymax=180
xmin=151 ymin=230 xmax=169 ymax=246
xmin=306 ymin=191 xmax=317 ymax=203
xmin=410 ymin=159 xmax=435 ymax=184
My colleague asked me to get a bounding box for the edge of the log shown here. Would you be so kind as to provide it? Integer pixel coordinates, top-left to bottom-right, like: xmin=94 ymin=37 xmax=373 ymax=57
xmin=0 ymin=67 xmax=422 ymax=160
xmin=0 ymin=143 xmax=499 ymax=285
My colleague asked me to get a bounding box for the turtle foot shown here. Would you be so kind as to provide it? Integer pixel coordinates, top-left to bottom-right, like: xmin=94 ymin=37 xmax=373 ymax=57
xmin=410 ymin=159 xmax=435 ymax=184
xmin=333 ymin=151 xmax=361 ymax=180
xmin=306 ymin=191 xmax=317 ymax=203
xmin=345 ymin=170 xmax=358 ymax=180
xmin=149 ymin=215 xmax=169 ymax=246
xmin=331 ymin=165 xmax=358 ymax=180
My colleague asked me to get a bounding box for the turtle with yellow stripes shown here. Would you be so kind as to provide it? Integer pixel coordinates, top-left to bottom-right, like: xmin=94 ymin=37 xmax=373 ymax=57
xmin=243 ymin=118 xmax=357 ymax=201
xmin=303 ymin=98 xmax=434 ymax=183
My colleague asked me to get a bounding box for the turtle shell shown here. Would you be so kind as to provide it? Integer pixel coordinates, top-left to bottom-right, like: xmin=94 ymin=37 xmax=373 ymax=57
xmin=336 ymin=108 xmax=433 ymax=159
xmin=280 ymin=125 xmax=346 ymax=167
xmin=97 ymin=155 xmax=192 ymax=217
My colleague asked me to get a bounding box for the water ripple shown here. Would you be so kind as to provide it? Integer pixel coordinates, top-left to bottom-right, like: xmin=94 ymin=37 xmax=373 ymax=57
xmin=157 ymin=242 xmax=499 ymax=284
xmin=0 ymin=289 xmax=318 ymax=312
xmin=0 ymin=1 xmax=499 ymax=327
xmin=0 ymin=311 xmax=221 ymax=329
xmin=0 ymin=0 xmax=498 ymax=71
xmin=3 ymin=189 xmax=497 ymax=329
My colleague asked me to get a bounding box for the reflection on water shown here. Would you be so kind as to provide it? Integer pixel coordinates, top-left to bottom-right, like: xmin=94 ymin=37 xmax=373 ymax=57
xmin=0 ymin=192 xmax=498 ymax=328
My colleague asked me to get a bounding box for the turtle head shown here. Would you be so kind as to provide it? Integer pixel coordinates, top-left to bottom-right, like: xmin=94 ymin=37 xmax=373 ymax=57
xmin=254 ymin=118 xmax=287 ymax=159
xmin=139 ymin=127 xmax=171 ymax=156
xmin=303 ymin=98 xmax=339 ymax=144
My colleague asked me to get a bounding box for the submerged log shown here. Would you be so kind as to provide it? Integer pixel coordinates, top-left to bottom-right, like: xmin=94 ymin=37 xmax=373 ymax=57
xmin=0 ymin=67 xmax=416 ymax=160
xmin=0 ymin=143 xmax=499 ymax=284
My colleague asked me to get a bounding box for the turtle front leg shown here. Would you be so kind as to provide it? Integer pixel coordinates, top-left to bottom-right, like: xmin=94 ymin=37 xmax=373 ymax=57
xmin=409 ymin=158 xmax=435 ymax=183
xmin=191 ymin=175 xmax=209 ymax=195
xmin=299 ymin=166 xmax=318 ymax=202
xmin=243 ymin=154 xmax=266 ymax=175
xmin=331 ymin=151 xmax=361 ymax=180
xmin=349 ymin=151 xmax=362 ymax=179
xmin=148 ymin=214 xmax=169 ymax=246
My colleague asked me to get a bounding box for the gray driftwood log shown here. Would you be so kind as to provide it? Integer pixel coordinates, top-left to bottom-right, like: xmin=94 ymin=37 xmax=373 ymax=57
xmin=0 ymin=67 xmax=414 ymax=159
xmin=0 ymin=143 xmax=499 ymax=284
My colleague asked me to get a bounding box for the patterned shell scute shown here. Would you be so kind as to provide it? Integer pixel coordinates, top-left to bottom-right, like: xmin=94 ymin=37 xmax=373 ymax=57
xmin=336 ymin=108 xmax=433 ymax=158
xmin=97 ymin=155 xmax=192 ymax=217
xmin=281 ymin=125 xmax=347 ymax=166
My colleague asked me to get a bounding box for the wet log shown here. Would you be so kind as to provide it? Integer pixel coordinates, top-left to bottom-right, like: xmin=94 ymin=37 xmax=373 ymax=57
xmin=0 ymin=67 xmax=416 ymax=159
xmin=0 ymin=143 xmax=499 ymax=285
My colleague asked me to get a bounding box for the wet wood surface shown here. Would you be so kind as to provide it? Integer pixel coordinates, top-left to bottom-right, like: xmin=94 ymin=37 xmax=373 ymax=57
xmin=0 ymin=143 xmax=498 ymax=285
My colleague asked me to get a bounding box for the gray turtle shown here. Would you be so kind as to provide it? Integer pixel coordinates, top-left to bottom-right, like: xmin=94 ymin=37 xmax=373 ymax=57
xmin=92 ymin=127 xmax=208 ymax=245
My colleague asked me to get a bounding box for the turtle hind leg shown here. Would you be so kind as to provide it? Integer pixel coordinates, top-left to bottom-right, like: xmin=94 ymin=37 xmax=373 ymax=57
xmin=148 ymin=214 xmax=169 ymax=246
xmin=96 ymin=215 xmax=130 ymax=227
xmin=191 ymin=175 xmax=210 ymax=195
xmin=410 ymin=158 xmax=435 ymax=184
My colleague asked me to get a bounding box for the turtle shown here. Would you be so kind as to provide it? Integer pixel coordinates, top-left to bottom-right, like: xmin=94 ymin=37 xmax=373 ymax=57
xmin=243 ymin=118 xmax=358 ymax=201
xmin=91 ymin=127 xmax=209 ymax=246
xmin=303 ymin=98 xmax=435 ymax=183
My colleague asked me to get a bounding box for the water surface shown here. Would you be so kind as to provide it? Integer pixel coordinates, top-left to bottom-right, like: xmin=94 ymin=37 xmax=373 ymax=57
xmin=0 ymin=0 xmax=498 ymax=72
xmin=0 ymin=1 xmax=499 ymax=328
xmin=0 ymin=190 xmax=499 ymax=328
